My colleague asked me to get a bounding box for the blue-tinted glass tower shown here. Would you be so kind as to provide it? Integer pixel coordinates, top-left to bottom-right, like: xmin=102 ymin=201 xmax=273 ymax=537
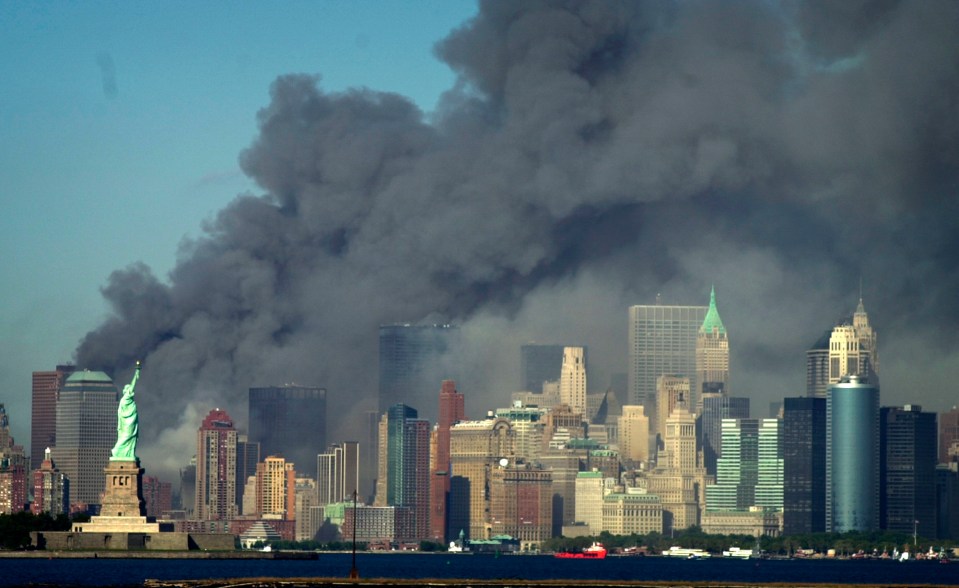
xmin=827 ymin=374 xmax=879 ymax=532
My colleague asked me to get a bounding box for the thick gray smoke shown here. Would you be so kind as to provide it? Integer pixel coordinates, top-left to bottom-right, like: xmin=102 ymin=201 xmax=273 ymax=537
xmin=77 ymin=1 xmax=959 ymax=481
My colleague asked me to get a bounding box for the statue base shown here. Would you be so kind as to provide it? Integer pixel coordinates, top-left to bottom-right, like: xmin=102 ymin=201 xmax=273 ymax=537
xmin=76 ymin=458 xmax=159 ymax=533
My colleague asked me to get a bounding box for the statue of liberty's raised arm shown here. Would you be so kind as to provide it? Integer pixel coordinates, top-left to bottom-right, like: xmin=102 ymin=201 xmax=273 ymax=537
xmin=111 ymin=361 xmax=140 ymax=460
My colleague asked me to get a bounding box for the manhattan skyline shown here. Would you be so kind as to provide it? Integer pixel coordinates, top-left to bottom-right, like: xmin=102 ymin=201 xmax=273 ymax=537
xmin=3 ymin=1 xmax=959 ymax=485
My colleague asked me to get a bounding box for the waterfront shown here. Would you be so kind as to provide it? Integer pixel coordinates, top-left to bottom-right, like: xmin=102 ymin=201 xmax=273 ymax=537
xmin=2 ymin=553 xmax=959 ymax=587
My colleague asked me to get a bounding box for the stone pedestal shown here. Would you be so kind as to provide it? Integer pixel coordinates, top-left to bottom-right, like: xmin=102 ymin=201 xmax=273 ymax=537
xmin=76 ymin=458 xmax=160 ymax=533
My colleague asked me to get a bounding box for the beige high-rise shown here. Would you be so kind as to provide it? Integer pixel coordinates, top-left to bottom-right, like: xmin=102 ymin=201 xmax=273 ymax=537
xmin=560 ymin=347 xmax=587 ymax=417
xmin=695 ymin=286 xmax=729 ymax=411
xmin=448 ymin=418 xmax=514 ymax=539
xmin=655 ymin=375 xmax=690 ymax=445
xmin=619 ymin=405 xmax=650 ymax=466
xmin=646 ymin=397 xmax=707 ymax=533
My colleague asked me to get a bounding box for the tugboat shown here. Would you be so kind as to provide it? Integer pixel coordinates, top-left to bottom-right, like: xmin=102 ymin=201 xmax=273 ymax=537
xmin=554 ymin=542 xmax=608 ymax=559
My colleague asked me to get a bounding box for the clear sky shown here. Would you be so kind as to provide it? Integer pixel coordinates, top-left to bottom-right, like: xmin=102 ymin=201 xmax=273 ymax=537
xmin=0 ymin=0 xmax=479 ymax=445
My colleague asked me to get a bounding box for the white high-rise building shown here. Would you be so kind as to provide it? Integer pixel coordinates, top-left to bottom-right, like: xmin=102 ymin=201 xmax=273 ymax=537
xmin=560 ymin=347 xmax=587 ymax=416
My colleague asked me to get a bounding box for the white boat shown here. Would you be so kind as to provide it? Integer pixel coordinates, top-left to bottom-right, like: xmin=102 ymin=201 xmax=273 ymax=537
xmin=663 ymin=546 xmax=711 ymax=559
xmin=723 ymin=547 xmax=754 ymax=559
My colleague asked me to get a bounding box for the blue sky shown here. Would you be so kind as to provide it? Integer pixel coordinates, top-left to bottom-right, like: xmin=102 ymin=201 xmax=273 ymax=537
xmin=0 ymin=1 xmax=478 ymax=445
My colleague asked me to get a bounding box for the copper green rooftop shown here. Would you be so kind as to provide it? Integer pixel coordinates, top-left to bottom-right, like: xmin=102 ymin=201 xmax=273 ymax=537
xmin=65 ymin=370 xmax=113 ymax=383
xmin=700 ymin=286 xmax=726 ymax=335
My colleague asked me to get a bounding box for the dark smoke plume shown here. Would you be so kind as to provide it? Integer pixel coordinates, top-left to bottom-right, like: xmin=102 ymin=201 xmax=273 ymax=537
xmin=77 ymin=1 xmax=959 ymax=479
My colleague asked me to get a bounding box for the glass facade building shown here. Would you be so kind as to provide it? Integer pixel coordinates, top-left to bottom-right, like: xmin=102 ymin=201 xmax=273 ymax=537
xmin=700 ymin=395 xmax=750 ymax=476
xmin=628 ymin=303 xmax=707 ymax=426
xmin=379 ymin=324 xmax=460 ymax=425
xmin=826 ymin=375 xmax=879 ymax=532
xmin=706 ymin=418 xmax=782 ymax=512
xmin=880 ymin=405 xmax=937 ymax=537
xmin=248 ymin=385 xmax=326 ymax=479
xmin=51 ymin=370 xmax=117 ymax=508
xmin=783 ymin=396 xmax=826 ymax=534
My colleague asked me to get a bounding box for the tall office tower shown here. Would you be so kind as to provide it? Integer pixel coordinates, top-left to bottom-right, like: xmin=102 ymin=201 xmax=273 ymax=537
xmin=628 ymin=300 xmax=707 ymax=432
xmin=699 ymin=395 xmax=750 ymax=477
xmin=248 ymin=385 xmax=326 ymax=478
xmin=520 ymin=344 xmax=565 ymax=392
xmin=31 ymin=448 xmax=69 ymax=515
xmin=940 ymin=406 xmax=959 ymax=465
xmin=194 ymin=408 xmax=238 ymax=521
xmin=806 ymin=329 xmax=832 ymax=398
xmin=363 ymin=409 xmax=379 ymax=502
xmin=495 ymin=403 xmax=546 ymax=463
xmin=648 ymin=396 xmax=708 ymax=533
xmin=695 ymin=287 xmax=729 ymax=408
xmin=827 ymin=374 xmax=880 ymax=532
xmin=705 ymin=418 xmax=783 ymax=512
xmin=488 ymin=462 xmax=552 ymax=546
xmin=31 ymin=365 xmax=75 ymax=469
xmin=50 ymin=370 xmax=117 ymax=508
xmin=317 ymin=441 xmax=360 ymax=505
xmin=378 ymin=324 xmax=460 ymax=424
xmin=828 ymin=301 xmax=879 ymax=388
xmin=431 ymin=380 xmax=465 ymax=542
xmin=783 ymin=397 xmax=827 ymax=535
xmin=142 ymin=475 xmax=172 ymax=518
xmin=560 ymin=347 xmax=587 ymax=417
xmin=235 ymin=435 xmax=260 ymax=512
xmin=449 ymin=417 xmax=514 ymax=539
xmin=880 ymin=405 xmax=936 ymax=537
xmin=375 ymin=404 xmax=431 ymax=541
xmin=654 ymin=375 xmax=690 ymax=447
xmin=618 ymin=405 xmax=650 ymax=466
xmin=256 ymin=455 xmax=296 ymax=519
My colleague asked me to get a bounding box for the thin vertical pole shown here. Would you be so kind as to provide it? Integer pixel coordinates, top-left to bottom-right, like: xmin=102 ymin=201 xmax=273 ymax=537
xmin=350 ymin=489 xmax=359 ymax=579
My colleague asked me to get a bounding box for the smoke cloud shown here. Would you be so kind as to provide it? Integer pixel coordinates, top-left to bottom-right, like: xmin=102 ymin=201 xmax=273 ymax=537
xmin=76 ymin=1 xmax=959 ymax=481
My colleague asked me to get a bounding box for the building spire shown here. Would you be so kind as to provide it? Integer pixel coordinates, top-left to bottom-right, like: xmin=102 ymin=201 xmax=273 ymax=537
xmin=700 ymin=285 xmax=726 ymax=335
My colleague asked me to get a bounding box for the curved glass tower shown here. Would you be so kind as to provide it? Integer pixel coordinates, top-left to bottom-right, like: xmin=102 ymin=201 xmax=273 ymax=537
xmin=826 ymin=374 xmax=879 ymax=532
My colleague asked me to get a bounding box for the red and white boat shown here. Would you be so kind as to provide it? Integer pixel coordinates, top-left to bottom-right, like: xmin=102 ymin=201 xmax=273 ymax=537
xmin=554 ymin=542 xmax=608 ymax=559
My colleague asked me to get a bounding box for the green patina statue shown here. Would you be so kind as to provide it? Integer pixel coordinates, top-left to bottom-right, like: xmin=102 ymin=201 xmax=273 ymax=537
xmin=111 ymin=361 xmax=141 ymax=460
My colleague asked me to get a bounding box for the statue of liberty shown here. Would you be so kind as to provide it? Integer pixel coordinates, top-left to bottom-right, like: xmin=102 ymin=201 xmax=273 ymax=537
xmin=111 ymin=361 xmax=141 ymax=460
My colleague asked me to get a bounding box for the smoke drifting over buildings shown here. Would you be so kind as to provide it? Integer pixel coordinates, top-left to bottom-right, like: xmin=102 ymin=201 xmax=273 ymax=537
xmin=75 ymin=1 xmax=959 ymax=480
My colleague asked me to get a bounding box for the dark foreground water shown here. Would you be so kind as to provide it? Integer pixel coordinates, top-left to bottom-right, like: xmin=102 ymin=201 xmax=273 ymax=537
xmin=2 ymin=553 xmax=959 ymax=587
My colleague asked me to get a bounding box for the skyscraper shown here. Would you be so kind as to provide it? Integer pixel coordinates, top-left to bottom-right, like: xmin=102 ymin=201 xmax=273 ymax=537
xmin=489 ymin=462 xmax=552 ymax=546
xmin=31 ymin=365 xmax=74 ymax=470
xmin=377 ymin=404 xmax=431 ymax=541
xmin=559 ymin=347 xmax=587 ymax=417
xmin=654 ymin=375 xmax=690 ymax=447
xmin=827 ymin=374 xmax=879 ymax=532
xmin=431 ymin=380 xmax=465 ymax=541
xmin=449 ymin=417 xmax=514 ymax=539
xmin=317 ymin=441 xmax=360 ymax=505
xmin=0 ymin=405 xmax=27 ymax=514
xmin=379 ymin=324 xmax=460 ymax=424
xmin=695 ymin=286 xmax=729 ymax=409
xmin=628 ymin=299 xmax=707 ymax=425
xmin=647 ymin=395 xmax=707 ymax=533
xmin=618 ymin=405 xmax=650 ymax=466
xmin=195 ymin=408 xmax=237 ymax=521
xmin=805 ymin=330 xmax=832 ymax=398
xmin=880 ymin=405 xmax=936 ymax=537
xmin=520 ymin=344 xmax=565 ymax=393
xmin=699 ymin=394 xmax=750 ymax=477
xmin=248 ymin=385 xmax=326 ymax=478
xmin=255 ymin=455 xmax=296 ymax=519
xmin=235 ymin=435 xmax=260 ymax=512
xmin=50 ymin=370 xmax=117 ymax=508
xmin=783 ymin=396 xmax=826 ymax=535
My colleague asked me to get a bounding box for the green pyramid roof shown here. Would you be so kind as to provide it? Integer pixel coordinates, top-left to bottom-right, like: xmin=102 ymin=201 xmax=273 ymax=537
xmin=700 ymin=286 xmax=726 ymax=335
